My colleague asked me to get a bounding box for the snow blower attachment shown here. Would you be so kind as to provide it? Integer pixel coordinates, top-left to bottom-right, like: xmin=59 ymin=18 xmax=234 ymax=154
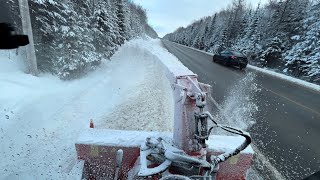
xmin=75 ymin=75 xmax=253 ymax=179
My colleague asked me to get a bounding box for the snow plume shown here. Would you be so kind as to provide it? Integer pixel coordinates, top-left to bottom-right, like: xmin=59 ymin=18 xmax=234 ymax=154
xmin=215 ymin=73 xmax=259 ymax=131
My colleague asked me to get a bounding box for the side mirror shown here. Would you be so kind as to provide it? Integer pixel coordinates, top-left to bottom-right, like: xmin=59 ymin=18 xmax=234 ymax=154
xmin=0 ymin=23 xmax=29 ymax=49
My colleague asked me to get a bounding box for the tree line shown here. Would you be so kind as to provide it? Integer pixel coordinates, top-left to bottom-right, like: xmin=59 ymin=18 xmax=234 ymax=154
xmin=164 ymin=0 xmax=320 ymax=84
xmin=7 ymin=0 xmax=157 ymax=79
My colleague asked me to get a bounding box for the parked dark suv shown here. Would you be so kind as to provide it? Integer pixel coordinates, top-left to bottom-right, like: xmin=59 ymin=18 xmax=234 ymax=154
xmin=212 ymin=50 xmax=248 ymax=70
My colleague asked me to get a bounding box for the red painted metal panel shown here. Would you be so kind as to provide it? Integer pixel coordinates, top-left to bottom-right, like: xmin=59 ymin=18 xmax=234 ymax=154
xmin=209 ymin=152 xmax=253 ymax=180
xmin=76 ymin=144 xmax=140 ymax=179
xmin=76 ymin=143 xmax=252 ymax=179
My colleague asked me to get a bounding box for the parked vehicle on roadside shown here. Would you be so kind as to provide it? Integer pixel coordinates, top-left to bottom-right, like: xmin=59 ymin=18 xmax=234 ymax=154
xmin=213 ymin=50 xmax=248 ymax=70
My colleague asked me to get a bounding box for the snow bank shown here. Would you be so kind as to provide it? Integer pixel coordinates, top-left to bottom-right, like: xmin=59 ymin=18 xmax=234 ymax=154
xmin=121 ymin=38 xmax=194 ymax=84
xmin=142 ymin=39 xmax=195 ymax=83
xmin=0 ymin=38 xmax=175 ymax=179
xmin=166 ymin=40 xmax=214 ymax=57
xmin=97 ymin=38 xmax=174 ymax=132
xmin=0 ymin=50 xmax=26 ymax=73
xmin=247 ymin=65 xmax=320 ymax=92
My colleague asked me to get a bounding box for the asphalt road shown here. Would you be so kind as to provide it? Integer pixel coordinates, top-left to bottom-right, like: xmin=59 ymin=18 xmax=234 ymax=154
xmin=162 ymin=40 xmax=320 ymax=180
xmin=0 ymin=2 xmax=12 ymax=23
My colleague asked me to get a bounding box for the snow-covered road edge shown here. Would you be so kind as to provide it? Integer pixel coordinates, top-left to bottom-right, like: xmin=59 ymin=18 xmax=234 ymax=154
xmin=247 ymin=65 xmax=320 ymax=92
xmin=165 ymin=40 xmax=320 ymax=92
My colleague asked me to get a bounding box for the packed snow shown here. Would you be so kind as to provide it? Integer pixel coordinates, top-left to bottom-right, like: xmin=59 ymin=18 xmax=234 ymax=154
xmin=77 ymin=129 xmax=253 ymax=154
xmin=0 ymin=38 xmax=177 ymax=179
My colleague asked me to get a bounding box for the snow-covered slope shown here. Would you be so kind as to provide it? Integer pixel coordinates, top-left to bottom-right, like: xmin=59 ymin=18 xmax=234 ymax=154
xmin=0 ymin=38 xmax=176 ymax=179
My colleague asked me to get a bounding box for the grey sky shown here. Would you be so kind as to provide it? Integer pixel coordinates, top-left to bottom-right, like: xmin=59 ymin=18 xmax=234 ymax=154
xmin=132 ymin=0 xmax=268 ymax=37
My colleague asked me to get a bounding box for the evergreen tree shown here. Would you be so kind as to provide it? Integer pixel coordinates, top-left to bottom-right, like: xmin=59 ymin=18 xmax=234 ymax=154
xmin=259 ymin=37 xmax=284 ymax=67
xmin=285 ymin=2 xmax=320 ymax=83
xmin=163 ymin=0 xmax=319 ymax=84
xmin=116 ymin=0 xmax=127 ymax=44
xmin=6 ymin=0 xmax=157 ymax=79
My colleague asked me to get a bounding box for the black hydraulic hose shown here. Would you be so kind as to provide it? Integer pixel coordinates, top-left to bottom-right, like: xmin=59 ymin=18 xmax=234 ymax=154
xmin=211 ymin=125 xmax=252 ymax=166
xmin=203 ymin=111 xmax=252 ymax=167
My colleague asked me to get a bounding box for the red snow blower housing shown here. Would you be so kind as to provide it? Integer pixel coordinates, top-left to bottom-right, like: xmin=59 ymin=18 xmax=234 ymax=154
xmin=76 ymin=75 xmax=253 ymax=179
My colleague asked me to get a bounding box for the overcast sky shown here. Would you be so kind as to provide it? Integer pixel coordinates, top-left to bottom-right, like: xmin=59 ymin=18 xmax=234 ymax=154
xmin=132 ymin=0 xmax=268 ymax=37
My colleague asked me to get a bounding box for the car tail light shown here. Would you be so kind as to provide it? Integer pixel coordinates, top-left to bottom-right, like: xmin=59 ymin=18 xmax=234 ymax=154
xmin=231 ymin=56 xmax=236 ymax=59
